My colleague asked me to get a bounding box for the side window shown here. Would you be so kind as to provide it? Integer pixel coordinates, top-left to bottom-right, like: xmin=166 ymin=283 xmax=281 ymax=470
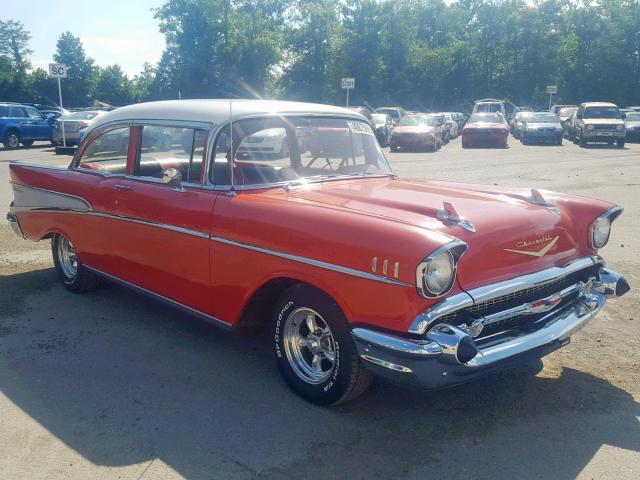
xmin=78 ymin=127 xmax=130 ymax=175
xmin=135 ymin=126 xmax=207 ymax=184
xmin=12 ymin=107 xmax=28 ymax=118
xmin=0 ymin=106 xmax=10 ymax=117
xmin=25 ymin=107 xmax=43 ymax=120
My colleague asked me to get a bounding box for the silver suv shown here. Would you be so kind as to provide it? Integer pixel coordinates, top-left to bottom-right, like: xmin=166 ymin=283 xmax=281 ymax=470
xmin=574 ymin=102 xmax=625 ymax=148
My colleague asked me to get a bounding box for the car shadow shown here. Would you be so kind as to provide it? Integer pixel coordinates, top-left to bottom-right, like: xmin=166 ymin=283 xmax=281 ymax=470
xmin=1 ymin=268 xmax=639 ymax=479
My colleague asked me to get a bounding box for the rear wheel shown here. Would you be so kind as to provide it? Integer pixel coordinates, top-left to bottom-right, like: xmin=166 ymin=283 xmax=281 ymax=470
xmin=272 ymin=284 xmax=373 ymax=405
xmin=3 ymin=130 xmax=20 ymax=149
xmin=52 ymin=234 xmax=102 ymax=293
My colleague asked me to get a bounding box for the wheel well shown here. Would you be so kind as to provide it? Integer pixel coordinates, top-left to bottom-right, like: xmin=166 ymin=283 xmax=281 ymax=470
xmin=234 ymin=277 xmax=301 ymax=335
xmin=5 ymin=127 xmax=19 ymax=138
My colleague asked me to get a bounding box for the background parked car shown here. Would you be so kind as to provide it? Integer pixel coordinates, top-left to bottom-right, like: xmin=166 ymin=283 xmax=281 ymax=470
xmin=51 ymin=110 xmax=106 ymax=146
xmin=558 ymin=106 xmax=578 ymax=123
xmin=371 ymin=113 xmax=393 ymax=146
xmin=510 ymin=111 xmax=533 ymax=139
xmin=550 ymin=104 xmax=577 ymax=116
xmin=425 ymin=113 xmax=451 ymax=143
xmin=0 ymin=102 xmax=53 ymax=149
xmin=624 ymin=111 xmax=640 ymax=142
xmin=520 ymin=112 xmax=563 ymax=145
xmin=562 ymin=111 xmax=578 ymax=140
xmin=472 ymin=98 xmax=506 ymax=117
xmin=441 ymin=113 xmax=459 ymax=138
xmin=375 ymin=106 xmax=406 ymax=125
xmin=574 ymin=102 xmax=625 ymax=148
xmin=462 ymin=112 xmax=509 ymax=148
xmin=389 ymin=114 xmax=442 ymax=151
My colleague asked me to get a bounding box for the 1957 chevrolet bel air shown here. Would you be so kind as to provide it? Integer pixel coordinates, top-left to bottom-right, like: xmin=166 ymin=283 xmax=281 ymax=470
xmin=7 ymin=100 xmax=630 ymax=405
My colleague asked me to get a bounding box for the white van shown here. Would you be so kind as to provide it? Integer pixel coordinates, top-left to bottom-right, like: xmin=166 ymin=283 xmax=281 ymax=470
xmin=472 ymin=98 xmax=506 ymax=118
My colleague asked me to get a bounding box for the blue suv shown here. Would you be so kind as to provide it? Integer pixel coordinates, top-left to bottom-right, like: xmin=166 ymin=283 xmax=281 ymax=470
xmin=0 ymin=103 xmax=53 ymax=149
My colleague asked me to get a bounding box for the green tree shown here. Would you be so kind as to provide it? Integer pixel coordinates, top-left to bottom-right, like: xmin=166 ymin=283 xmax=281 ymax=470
xmin=54 ymin=32 xmax=95 ymax=107
xmin=93 ymin=65 xmax=134 ymax=105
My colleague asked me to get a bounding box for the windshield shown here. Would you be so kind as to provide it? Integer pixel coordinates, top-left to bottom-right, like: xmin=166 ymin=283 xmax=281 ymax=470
xmin=559 ymin=107 xmax=577 ymax=117
xmin=529 ymin=113 xmax=558 ymax=123
xmin=398 ymin=115 xmax=435 ymax=126
xmin=475 ymin=103 xmax=502 ymax=113
xmin=625 ymin=113 xmax=640 ymax=122
xmin=376 ymin=108 xmax=399 ymax=119
xmin=211 ymin=116 xmax=392 ymax=187
xmin=469 ymin=113 xmax=504 ymax=123
xmin=64 ymin=111 xmax=100 ymax=120
xmin=371 ymin=114 xmax=387 ymax=126
xmin=583 ymin=107 xmax=620 ymax=119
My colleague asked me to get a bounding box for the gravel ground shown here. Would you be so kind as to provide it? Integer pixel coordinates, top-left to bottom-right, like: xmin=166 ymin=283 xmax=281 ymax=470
xmin=1 ymin=138 xmax=639 ymax=480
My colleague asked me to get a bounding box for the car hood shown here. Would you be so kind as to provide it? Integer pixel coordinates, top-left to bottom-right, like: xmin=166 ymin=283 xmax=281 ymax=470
xmin=282 ymin=178 xmax=604 ymax=289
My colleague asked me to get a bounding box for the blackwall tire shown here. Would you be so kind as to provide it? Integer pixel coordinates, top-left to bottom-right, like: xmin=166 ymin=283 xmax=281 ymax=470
xmin=3 ymin=131 xmax=20 ymax=150
xmin=52 ymin=234 xmax=102 ymax=293
xmin=271 ymin=284 xmax=373 ymax=405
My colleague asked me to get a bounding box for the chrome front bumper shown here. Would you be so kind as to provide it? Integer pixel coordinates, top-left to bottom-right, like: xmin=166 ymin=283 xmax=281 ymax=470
xmin=351 ymin=264 xmax=629 ymax=390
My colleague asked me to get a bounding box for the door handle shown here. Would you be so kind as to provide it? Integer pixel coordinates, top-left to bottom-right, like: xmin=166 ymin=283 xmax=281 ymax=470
xmin=114 ymin=184 xmax=132 ymax=191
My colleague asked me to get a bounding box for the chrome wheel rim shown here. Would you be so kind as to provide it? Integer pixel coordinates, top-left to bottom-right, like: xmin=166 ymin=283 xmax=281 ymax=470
xmin=283 ymin=307 xmax=336 ymax=384
xmin=7 ymin=134 xmax=19 ymax=148
xmin=57 ymin=236 xmax=78 ymax=280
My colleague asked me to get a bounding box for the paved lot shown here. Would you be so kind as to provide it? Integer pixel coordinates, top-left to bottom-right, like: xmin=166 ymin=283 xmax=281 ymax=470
xmin=1 ymin=138 xmax=639 ymax=479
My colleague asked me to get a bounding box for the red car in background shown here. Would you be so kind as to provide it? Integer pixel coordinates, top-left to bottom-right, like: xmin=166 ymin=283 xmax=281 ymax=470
xmin=462 ymin=112 xmax=509 ymax=148
xmin=389 ymin=114 xmax=443 ymax=152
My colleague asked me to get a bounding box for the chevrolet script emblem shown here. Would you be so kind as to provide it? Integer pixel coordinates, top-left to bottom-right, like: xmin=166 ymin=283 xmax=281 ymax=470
xmin=504 ymin=235 xmax=559 ymax=258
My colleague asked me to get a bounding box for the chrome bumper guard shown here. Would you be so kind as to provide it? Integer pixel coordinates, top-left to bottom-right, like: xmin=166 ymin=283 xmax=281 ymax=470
xmin=6 ymin=206 xmax=25 ymax=239
xmin=352 ymin=264 xmax=629 ymax=390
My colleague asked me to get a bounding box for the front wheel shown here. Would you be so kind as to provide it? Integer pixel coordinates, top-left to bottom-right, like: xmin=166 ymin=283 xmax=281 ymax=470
xmin=272 ymin=284 xmax=373 ymax=405
xmin=52 ymin=234 xmax=102 ymax=293
xmin=3 ymin=131 xmax=20 ymax=149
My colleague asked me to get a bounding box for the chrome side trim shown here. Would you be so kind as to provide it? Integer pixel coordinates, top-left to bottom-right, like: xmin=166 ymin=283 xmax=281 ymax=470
xmin=9 ymin=161 xmax=70 ymax=171
xmin=83 ymin=265 xmax=232 ymax=330
xmin=211 ymin=236 xmax=412 ymax=287
xmin=11 ymin=183 xmax=93 ymax=211
xmin=409 ymin=255 xmax=601 ymax=334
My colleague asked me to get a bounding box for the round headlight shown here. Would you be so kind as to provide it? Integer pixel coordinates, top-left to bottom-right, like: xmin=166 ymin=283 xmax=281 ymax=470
xmin=616 ymin=124 xmax=623 ymax=130
xmin=591 ymin=216 xmax=612 ymax=248
xmin=421 ymin=251 xmax=455 ymax=296
xmin=586 ymin=124 xmax=594 ymax=130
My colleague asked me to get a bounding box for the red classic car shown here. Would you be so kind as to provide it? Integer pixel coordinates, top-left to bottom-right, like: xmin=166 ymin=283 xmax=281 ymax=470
xmin=462 ymin=112 xmax=510 ymax=148
xmin=7 ymin=100 xmax=629 ymax=405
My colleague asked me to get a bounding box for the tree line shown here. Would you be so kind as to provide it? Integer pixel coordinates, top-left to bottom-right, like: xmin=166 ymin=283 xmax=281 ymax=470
xmin=1 ymin=0 xmax=639 ymax=111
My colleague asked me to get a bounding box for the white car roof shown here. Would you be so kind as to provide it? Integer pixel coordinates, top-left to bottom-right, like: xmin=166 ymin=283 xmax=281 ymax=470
xmin=93 ymin=99 xmax=364 ymax=128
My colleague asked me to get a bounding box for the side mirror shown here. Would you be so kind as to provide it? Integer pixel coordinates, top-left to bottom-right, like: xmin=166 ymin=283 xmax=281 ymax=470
xmin=162 ymin=168 xmax=183 ymax=189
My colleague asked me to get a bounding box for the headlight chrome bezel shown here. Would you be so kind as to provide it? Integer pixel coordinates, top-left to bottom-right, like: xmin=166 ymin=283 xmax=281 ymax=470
xmin=416 ymin=240 xmax=468 ymax=298
xmin=589 ymin=206 xmax=623 ymax=249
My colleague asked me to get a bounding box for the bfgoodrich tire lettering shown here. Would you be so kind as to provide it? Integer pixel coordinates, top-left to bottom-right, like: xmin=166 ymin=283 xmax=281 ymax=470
xmin=52 ymin=234 xmax=102 ymax=293
xmin=272 ymin=284 xmax=373 ymax=405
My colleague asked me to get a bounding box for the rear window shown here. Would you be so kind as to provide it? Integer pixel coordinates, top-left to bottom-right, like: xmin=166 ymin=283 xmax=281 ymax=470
xmin=65 ymin=111 xmax=100 ymax=120
xmin=469 ymin=113 xmax=504 ymax=123
xmin=583 ymin=107 xmax=620 ymax=119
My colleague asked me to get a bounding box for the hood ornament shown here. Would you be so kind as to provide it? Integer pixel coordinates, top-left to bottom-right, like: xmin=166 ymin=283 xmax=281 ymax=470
xmin=527 ymin=189 xmax=559 ymax=213
xmin=437 ymin=202 xmax=476 ymax=233
xmin=504 ymin=235 xmax=559 ymax=257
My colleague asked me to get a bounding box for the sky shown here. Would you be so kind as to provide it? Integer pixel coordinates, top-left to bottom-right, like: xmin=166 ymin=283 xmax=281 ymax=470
xmin=3 ymin=0 xmax=166 ymax=77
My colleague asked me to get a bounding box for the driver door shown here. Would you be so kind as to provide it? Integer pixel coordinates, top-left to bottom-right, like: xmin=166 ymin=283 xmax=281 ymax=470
xmin=101 ymin=124 xmax=218 ymax=314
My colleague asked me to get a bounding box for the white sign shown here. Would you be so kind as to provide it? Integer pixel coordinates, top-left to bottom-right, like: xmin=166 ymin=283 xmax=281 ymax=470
xmin=341 ymin=78 xmax=355 ymax=89
xmin=48 ymin=63 xmax=68 ymax=78
xmin=546 ymin=85 xmax=557 ymax=94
